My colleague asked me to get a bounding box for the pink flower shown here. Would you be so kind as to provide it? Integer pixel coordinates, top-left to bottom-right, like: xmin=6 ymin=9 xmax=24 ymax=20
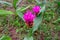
xmin=32 ymin=6 xmax=41 ymax=13
xmin=23 ymin=10 xmax=36 ymax=27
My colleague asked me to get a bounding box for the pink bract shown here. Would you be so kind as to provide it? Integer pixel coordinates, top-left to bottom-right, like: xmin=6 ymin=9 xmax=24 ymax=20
xmin=23 ymin=10 xmax=36 ymax=22
xmin=32 ymin=6 xmax=41 ymax=13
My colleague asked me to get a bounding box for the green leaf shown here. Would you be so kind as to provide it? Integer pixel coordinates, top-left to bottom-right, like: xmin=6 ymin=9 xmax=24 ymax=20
xmin=13 ymin=0 xmax=22 ymax=9
xmin=16 ymin=9 xmax=24 ymax=20
xmin=32 ymin=13 xmax=43 ymax=33
xmin=55 ymin=25 xmax=60 ymax=31
xmin=35 ymin=0 xmax=41 ymax=4
xmin=24 ymin=36 xmax=33 ymax=40
xmin=16 ymin=28 xmax=23 ymax=33
xmin=0 ymin=10 xmax=14 ymax=15
xmin=13 ymin=0 xmax=19 ymax=9
xmin=35 ymin=0 xmax=46 ymax=6
xmin=57 ymin=2 xmax=60 ymax=6
xmin=16 ymin=5 xmax=30 ymax=20
xmin=13 ymin=20 xmax=20 ymax=27
xmin=16 ymin=0 xmax=22 ymax=6
xmin=53 ymin=18 xmax=60 ymax=24
xmin=0 ymin=1 xmax=12 ymax=6
xmin=40 ymin=5 xmax=45 ymax=13
xmin=17 ymin=5 xmax=31 ymax=12
xmin=16 ymin=29 xmax=19 ymax=33
xmin=0 ymin=35 xmax=12 ymax=40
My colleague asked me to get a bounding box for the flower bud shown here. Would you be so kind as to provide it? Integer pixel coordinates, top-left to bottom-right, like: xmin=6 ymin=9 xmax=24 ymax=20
xmin=32 ymin=6 xmax=41 ymax=14
xmin=23 ymin=10 xmax=36 ymax=27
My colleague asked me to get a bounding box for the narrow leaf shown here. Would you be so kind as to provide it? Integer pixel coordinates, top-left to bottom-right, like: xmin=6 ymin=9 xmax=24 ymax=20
xmin=0 ymin=10 xmax=14 ymax=15
xmin=16 ymin=9 xmax=24 ymax=20
xmin=13 ymin=0 xmax=19 ymax=9
xmin=35 ymin=0 xmax=41 ymax=4
xmin=57 ymin=2 xmax=60 ymax=6
xmin=32 ymin=13 xmax=43 ymax=33
xmin=0 ymin=1 xmax=12 ymax=6
xmin=16 ymin=5 xmax=31 ymax=20
xmin=16 ymin=0 xmax=22 ymax=6
xmin=17 ymin=5 xmax=31 ymax=12
xmin=40 ymin=5 xmax=45 ymax=13
xmin=0 ymin=35 xmax=12 ymax=40
xmin=24 ymin=36 xmax=33 ymax=40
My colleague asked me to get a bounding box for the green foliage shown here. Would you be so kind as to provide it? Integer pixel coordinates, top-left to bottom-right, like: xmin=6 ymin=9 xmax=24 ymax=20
xmin=28 ymin=0 xmax=32 ymax=3
xmin=41 ymin=23 xmax=51 ymax=33
xmin=57 ymin=8 xmax=60 ymax=14
xmin=24 ymin=36 xmax=33 ymax=40
xmin=40 ymin=5 xmax=45 ymax=13
xmin=57 ymin=2 xmax=60 ymax=6
xmin=32 ymin=13 xmax=43 ymax=33
xmin=17 ymin=5 xmax=31 ymax=12
xmin=16 ymin=9 xmax=24 ymax=20
xmin=13 ymin=0 xmax=22 ymax=9
xmin=35 ymin=0 xmax=46 ymax=6
xmin=0 ymin=10 xmax=14 ymax=16
xmin=54 ymin=25 xmax=60 ymax=31
xmin=35 ymin=0 xmax=41 ymax=4
xmin=13 ymin=19 xmax=20 ymax=27
xmin=0 ymin=35 xmax=12 ymax=40
xmin=16 ymin=0 xmax=22 ymax=6
xmin=28 ymin=0 xmax=34 ymax=3
xmin=44 ymin=11 xmax=54 ymax=22
xmin=13 ymin=0 xmax=19 ymax=9
xmin=16 ymin=28 xmax=23 ymax=33
xmin=16 ymin=5 xmax=31 ymax=20
xmin=53 ymin=17 xmax=60 ymax=24
xmin=0 ymin=1 xmax=12 ymax=6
